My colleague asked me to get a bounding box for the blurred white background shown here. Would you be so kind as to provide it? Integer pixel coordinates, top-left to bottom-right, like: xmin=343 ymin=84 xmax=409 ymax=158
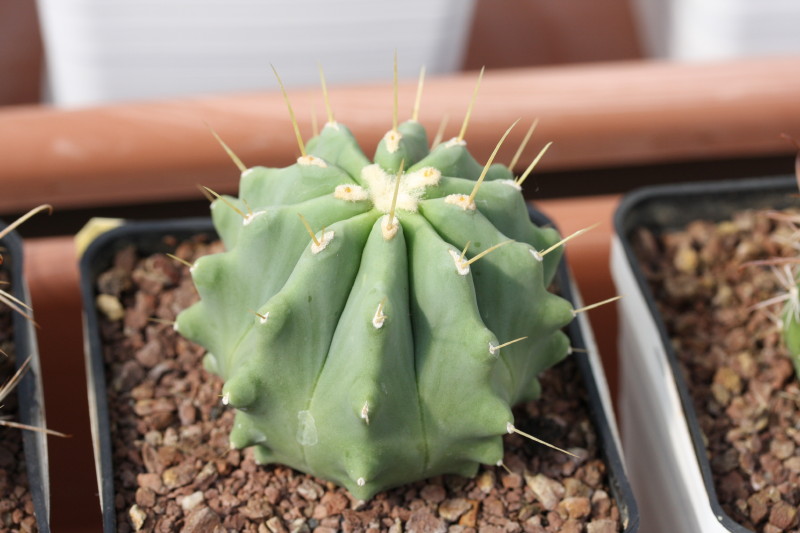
xmin=35 ymin=0 xmax=476 ymax=107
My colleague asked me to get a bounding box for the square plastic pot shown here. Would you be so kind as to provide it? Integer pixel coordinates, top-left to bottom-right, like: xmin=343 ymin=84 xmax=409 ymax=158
xmin=81 ymin=211 xmax=638 ymax=531
xmin=611 ymin=175 xmax=796 ymax=532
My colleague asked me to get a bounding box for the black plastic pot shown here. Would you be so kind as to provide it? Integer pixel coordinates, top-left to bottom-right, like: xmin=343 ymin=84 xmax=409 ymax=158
xmin=80 ymin=212 xmax=638 ymax=532
xmin=612 ymin=175 xmax=796 ymax=533
xmin=1 ymin=220 xmax=51 ymax=533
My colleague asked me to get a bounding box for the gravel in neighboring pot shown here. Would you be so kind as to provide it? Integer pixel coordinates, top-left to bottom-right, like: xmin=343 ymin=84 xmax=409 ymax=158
xmin=0 ymin=270 xmax=38 ymax=533
xmin=633 ymin=208 xmax=800 ymax=532
xmin=95 ymin=235 xmax=620 ymax=533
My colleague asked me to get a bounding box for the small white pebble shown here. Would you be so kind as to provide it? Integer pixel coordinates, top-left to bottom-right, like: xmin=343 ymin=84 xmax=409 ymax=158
xmin=129 ymin=504 xmax=147 ymax=531
xmin=180 ymin=491 xmax=205 ymax=512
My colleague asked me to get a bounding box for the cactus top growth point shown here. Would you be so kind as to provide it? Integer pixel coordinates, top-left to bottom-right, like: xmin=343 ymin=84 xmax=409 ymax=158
xmin=175 ymin=68 xmax=577 ymax=499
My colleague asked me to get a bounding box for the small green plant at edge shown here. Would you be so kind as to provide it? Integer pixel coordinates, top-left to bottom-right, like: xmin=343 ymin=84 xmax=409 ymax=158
xmin=752 ymin=137 xmax=800 ymax=378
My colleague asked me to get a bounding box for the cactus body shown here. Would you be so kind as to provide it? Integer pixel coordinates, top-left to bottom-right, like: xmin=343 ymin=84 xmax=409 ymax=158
xmin=176 ymin=119 xmax=574 ymax=499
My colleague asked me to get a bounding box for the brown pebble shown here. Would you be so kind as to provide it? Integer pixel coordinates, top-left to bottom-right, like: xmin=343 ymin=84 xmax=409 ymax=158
xmin=501 ymin=472 xmax=522 ymax=489
xmin=559 ymin=519 xmax=583 ymax=533
xmin=137 ymin=472 xmax=165 ymax=494
xmin=135 ymin=487 xmax=156 ymax=508
xmin=458 ymin=500 xmax=479 ymax=527
xmin=586 ymin=518 xmax=618 ymax=533
xmin=714 ymin=366 xmax=742 ymax=394
xmin=20 ymin=516 xmax=36 ymax=533
xmin=134 ymin=397 xmax=175 ymax=417
xmin=420 ymin=484 xmax=446 ymax=504
xmin=581 ymin=461 xmax=604 ymax=488
xmin=525 ymin=474 xmax=564 ymax=511
xmin=482 ymin=496 xmax=505 ymax=517
xmin=590 ymin=489 xmax=612 ymax=517
xmin=321 ymin=491 xmax=348 ymax=515
xmin=563 ymin=478 xmax=590 ymax=498
xmin=769 ymin=501 xmax=798 ymax=529
xmin=438 ymin=498 xmax=472 ymax=522
xmin=297 ymin=480 xmax=324 ymax=501
xmin=267 ymin=516 xmax=288 ymax=533
xmin=405 ymin=508 xmax=446 ymax=533
xmin=181 ymin=506 xmax=222 ymax=533
xmin=264 ymin=485 xmax=282 ymax=506
xmin=240 ymin=497 xmax=273 ymax=520
xmin=557 ymin=497 xmax=591 ymax=520
xmin=770 ymin=437 xmax=795 ymax=460
xmin=135 ymin=339 xmax=163 ymax=368
xmin=114 ymin=360 xmax=145 ymax=392
xmin=162 ymin=462 xmax=197 ymax=489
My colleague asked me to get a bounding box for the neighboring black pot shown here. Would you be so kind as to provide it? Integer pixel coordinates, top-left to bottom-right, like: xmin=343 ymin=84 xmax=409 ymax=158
xmin=612 ymin=175 xmax=796 ymax=533
xmin=80 ymin=212 xmax=638 ymax=532
xmin=1 ymin=220 xmax=51 ymax=533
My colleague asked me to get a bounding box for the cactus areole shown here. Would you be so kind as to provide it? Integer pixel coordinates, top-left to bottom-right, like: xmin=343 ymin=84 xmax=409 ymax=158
xmin=176 ymin=117 xmax=575 ymax=499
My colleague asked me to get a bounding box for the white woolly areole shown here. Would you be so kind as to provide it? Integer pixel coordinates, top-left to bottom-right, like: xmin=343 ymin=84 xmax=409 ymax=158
xmin=488 ymin=343 xmax=499 ymax=355
xmin=311 ymin=230 xmax=335 ymax=254
xmin=444 ymin=137 xmax=467 ymax=148
xmin=362 ymin=164 xmax=424 ymax=214
xmin=297 ymin=154 xmax=327 ymax=168
xmin=383 ymin=129 xmax=402 ymax=153
xmin=242 ymin=168 xmax=257 ymax=179
xmin=449 ymin=249 xmax=470 ymax=276
xmin=360 ymin=402 xmax=370 ymax=425
xmin=243 ymin=210 xmax=266 ymax=226
xmin=357 ymin=477 xmax=366 ymax=487
xmin=498 ymin=179 xmax=522 ymax=191
xmin=506 ymin=422 xmax=515 ymax=434
xmin=222 ymin=392 xmax=230 ymax=405
xmin=444 ymin=194 xmax=476 ymax=211
xmin=257 ymin=311 xmax=269 ymax=325
xmin=380 ymin=215 xmax=400 ymax=241
xmin=324 ymin=121 xmax=340 ymax=131
xmin=404 ymin=167 xmax=442 ymax=189
xmin=372 ymin=303 xmax=387 ymax=329
xmin=529 ymin=248 xmax=544 ymax=262
xmin=334 ymin=184 xmax=369 ymax=202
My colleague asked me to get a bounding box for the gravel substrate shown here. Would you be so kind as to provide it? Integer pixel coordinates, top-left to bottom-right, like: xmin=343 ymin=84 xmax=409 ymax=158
xmin=0 ymin=270 xmax=38 ymax=533
xmin=95 ymin=234 xmax=621 ymax=533
xmin=633 ymin=208 xmax=800 ymax=532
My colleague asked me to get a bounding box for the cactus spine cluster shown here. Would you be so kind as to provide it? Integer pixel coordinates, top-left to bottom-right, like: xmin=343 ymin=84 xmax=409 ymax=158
xmin=175 ymin=68 xmax=579 ymax=499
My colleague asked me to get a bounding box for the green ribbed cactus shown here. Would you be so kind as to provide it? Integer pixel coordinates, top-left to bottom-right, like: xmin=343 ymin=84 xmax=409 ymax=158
xmin=175 ymin=69 xmax=579 ymax=499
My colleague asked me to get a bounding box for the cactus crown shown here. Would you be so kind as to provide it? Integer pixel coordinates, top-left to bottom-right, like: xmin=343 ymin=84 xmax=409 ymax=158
xmin=175 ymin=67 xmax=577 ymax=499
